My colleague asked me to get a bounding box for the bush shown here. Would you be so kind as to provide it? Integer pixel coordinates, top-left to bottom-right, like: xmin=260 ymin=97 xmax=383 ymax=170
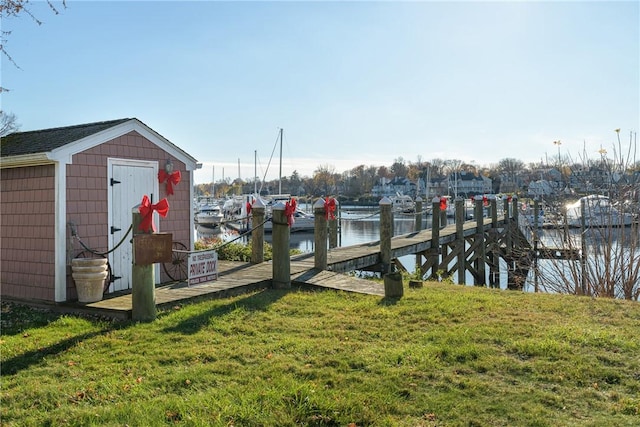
xmin=195 ymin=237 xmax=301 ymax=262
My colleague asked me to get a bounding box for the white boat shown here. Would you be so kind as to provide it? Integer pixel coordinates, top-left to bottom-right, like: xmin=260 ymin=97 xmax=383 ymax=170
xmin=391 ymin=193 xmax=415 ymax=213
xmin=519 ymin=202 xmax=545 ymax=228
xmin=260 ymin=208 xmax=316 ymax=233
xmin=196 ymin=202 xmax=224 ymax=228
xmin=565 ymin=195 xmax=633 ymax=228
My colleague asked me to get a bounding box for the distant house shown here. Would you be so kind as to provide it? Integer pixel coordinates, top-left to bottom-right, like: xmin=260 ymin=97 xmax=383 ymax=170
xmin=447 ymin=171 xmax=492 ymax=197
xmin=371 ymin=176 xmax=416 ymax=197
xmin=527 ymin=180 xmax=557 ymax=197
xmin=1 ymin=118 xmax=200 ymax=303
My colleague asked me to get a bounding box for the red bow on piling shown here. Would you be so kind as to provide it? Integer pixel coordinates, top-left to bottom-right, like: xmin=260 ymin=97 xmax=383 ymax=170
xmin=325 ymin=198 xmax=336 ymax=220
xmin=483 ymin=195 xmax=489 ymax=207
xmin=284 ymin=198 xmax=297 ymax=227
xmin=246 ymin=201 xmax=252 ymax=215
xmin=439 ymin=197 xmax=447 ymax=212
xmin=138 ymin=195 xmax=169 ymax=232
xmin=158 ymin=169 xmax=181 ymax=195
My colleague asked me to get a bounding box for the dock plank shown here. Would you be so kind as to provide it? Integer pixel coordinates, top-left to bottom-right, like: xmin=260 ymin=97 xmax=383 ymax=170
xmin=76 ymin=217 xmax=507 ymax=319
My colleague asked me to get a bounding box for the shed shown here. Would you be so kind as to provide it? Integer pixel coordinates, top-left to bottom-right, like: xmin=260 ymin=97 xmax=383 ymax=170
xmin=1 ymin=118 xmax=200 ymax=303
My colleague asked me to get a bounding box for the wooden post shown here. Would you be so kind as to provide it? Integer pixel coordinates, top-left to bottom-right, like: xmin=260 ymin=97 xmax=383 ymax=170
xmin=430 ymin=196 xmax=441 ymax=279
xmin=489 ymin=194 xmax=499 ymax=287
xmin=474 ymin=195 xmax=486 ymax=286
xmin=503 ymin=196 xmax=510 ymax=222
xmin=131 ymin=207 xmax=156 ymax=322
xmin=533 ymin=198 xmax=540 ymax=293
xmin=379 ymin=196 xmax=393 ymax=274
xmin=380 ymin=196 xmax=402 ymax=297
xmin=455 ymin=197 xmax=465 ymax=285
xmin=414 ymin=196 xmax=423 ymax=231
xmin=506 ymin=195 xmax=519 ymax=290
xmin=314 ymin=198 xmax=328 ymax=269
xmin=414 ymin=196 xmax=423 ymax=278
xmin=272 ymin=202 xmax=291 ymax=289
xmin=580 ymin=198 xmax=587 ymax=295
xmin=250 ymin=197 xmax=265 ymax=264
xmin=328 ymin=199 xmax=339 ymax=249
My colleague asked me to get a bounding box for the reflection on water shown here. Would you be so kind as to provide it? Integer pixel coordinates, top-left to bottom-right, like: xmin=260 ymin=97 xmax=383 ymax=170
xmin=194 ymin=207 xmax=639 ymax=298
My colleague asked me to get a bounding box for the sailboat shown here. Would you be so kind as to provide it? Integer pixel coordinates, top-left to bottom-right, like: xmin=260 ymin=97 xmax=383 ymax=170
xmin=257 ymin=128 xmax=315 ymax=233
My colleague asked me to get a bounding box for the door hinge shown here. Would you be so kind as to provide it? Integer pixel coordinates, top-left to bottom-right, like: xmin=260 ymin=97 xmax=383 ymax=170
xmin=110 ymin=178 xmax=121 ymax=186
xmin=110 ymin=226 xmax=121 ymax=234
xmin=110 ymin=275 xmax=121 ymax=283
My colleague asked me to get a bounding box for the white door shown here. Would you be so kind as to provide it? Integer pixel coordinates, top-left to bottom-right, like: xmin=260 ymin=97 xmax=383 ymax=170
xmin=108 ymin=159 xmax=158 ymax=292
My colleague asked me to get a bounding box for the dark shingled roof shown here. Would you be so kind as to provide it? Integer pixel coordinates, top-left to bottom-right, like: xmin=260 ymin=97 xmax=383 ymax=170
xmin=1 ymin=118 xmax=132 ymax=157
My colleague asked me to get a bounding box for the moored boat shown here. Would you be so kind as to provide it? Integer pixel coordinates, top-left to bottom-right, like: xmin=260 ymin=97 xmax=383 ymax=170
xmin=565 ymin=194 xmax=633 ymax=228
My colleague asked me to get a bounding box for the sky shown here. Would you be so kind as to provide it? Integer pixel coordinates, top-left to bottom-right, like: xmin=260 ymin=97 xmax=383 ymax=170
xmin=2 ymin=0 xmax=638 ymax=185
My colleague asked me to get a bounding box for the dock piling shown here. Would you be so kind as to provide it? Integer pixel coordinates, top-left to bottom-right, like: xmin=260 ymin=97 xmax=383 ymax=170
xmin=250 ymin=197 xmax=265 ymax=264
xmin=272 ymin=202 xmax=291 ymax=289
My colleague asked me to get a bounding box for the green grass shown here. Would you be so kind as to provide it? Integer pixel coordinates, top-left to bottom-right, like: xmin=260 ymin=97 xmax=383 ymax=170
xmin=2 ymin=284 xmax=639 ymax=426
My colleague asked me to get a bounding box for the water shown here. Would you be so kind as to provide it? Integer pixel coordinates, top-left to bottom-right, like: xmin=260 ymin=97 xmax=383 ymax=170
xmin=195 ymin=205 xmax=640 ymax=298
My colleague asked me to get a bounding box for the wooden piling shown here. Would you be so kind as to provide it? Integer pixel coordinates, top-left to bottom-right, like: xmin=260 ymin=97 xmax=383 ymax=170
xmin=314 ymin=198 xmax=328 ymax=269
xmin=474 ymin=196 xmax=486 ymax=286
xmin=414 ymin=196 xmax=423 ymax=231
xmin=271 ymin=202 xmax=291 ymax=289
xmin=455 ymin=197 xmax=465 ymax=285
xmin=489 ymin=195 xmax=499 ymax=287
xmin=533 ymin=198 xmax=540 ymax=292
xmin=131 ymin=207 xmax=156 ymax=322
xmin=328 ymin=199 xmax=339 ymax=249
xmin=580 ymin=198 xmax=587 ymax=295
xmin=379 ymin=197 xmax=393 ymax=274
xmin=429 ymin=196 xmax=441 ymax=279
xmin=250 ymin=197 xmax=265 ymax=264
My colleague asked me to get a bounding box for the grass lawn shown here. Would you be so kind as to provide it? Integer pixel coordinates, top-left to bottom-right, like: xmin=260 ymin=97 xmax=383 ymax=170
xmin=1 ymin=283 xmax=639 ymax=426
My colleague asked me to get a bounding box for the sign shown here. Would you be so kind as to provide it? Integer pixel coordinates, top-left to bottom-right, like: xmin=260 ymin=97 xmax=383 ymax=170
xmin=134 ymin=233 xmax=173 ymax=265
xmin=188 ymin=250 xmax=218 ymax=285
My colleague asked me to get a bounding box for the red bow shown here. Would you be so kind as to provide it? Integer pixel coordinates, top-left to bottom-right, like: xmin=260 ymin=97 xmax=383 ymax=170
xmin=284 ymin=198 xmax=297 ymax=227
xmin=158 ymin=169 xmax=181 ymax=195
xmin=507 ymin=195 xmax=513 ymax=202
xmin=324 ymin=198 xmax=336 ymax=220
xmin=138 ymin=195 xmax=169 ymax=232
xmin=439 ymin=197 xmax=447 ymax=211
xmin=483 ymin=195 xmax=489 ymax=207
xmin=246 ymin=201 xmax=252 ymax=215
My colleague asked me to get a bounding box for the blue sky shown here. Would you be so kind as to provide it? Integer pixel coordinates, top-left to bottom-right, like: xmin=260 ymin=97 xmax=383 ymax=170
xmin=2 ymin=1 xmax=638 ymax=185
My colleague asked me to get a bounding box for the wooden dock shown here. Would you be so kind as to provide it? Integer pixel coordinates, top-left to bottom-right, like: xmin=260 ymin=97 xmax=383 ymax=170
xmin=64 ymin=197 xmax=574 ymax=320
xmin=75 ymin=256 xmax=386 ymax=319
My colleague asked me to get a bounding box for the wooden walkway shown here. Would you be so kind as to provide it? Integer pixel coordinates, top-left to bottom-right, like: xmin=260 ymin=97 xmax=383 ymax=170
xmin=69 ymin=216 xmax=505 ymax=320
xmin=78 ymin=257 xmax=386 ymax=319
xmin=325 ymin=217 xmax=502 ymax=272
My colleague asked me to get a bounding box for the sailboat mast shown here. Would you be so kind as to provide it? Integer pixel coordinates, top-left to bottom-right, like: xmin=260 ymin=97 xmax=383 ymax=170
xmin=254 ymin=150 xmax=257 ymax=195
xmin=278 ymin=128 xmax=283 ymax=195
xmin=212 ymin=165 xmax=215 ymax=197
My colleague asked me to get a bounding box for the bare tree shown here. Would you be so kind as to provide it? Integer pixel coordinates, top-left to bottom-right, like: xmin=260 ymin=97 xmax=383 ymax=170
xmin=1 ymin=0 xmax=66 ymax=91
xmin=0 ymin=110 xmax=20 ymax=136
xmin=533 ymin=129 xmax=640 ymax=301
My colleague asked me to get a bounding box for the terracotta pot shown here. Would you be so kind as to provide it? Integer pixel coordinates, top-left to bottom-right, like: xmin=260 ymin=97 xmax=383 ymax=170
xmin=72 ymin=258 xmax=108 ymax=303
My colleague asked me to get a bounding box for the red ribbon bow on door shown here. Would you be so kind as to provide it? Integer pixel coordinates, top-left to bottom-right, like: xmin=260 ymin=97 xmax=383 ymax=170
xmin=158 ymin=169 xmax=181 ymax=195
xmin=138 ymin=195 xmax=169 ymax=232
xmin=284 ymin=198 xmax=297 ymax=227
xmin=325 ymin=198 xmax=336 ymax=220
